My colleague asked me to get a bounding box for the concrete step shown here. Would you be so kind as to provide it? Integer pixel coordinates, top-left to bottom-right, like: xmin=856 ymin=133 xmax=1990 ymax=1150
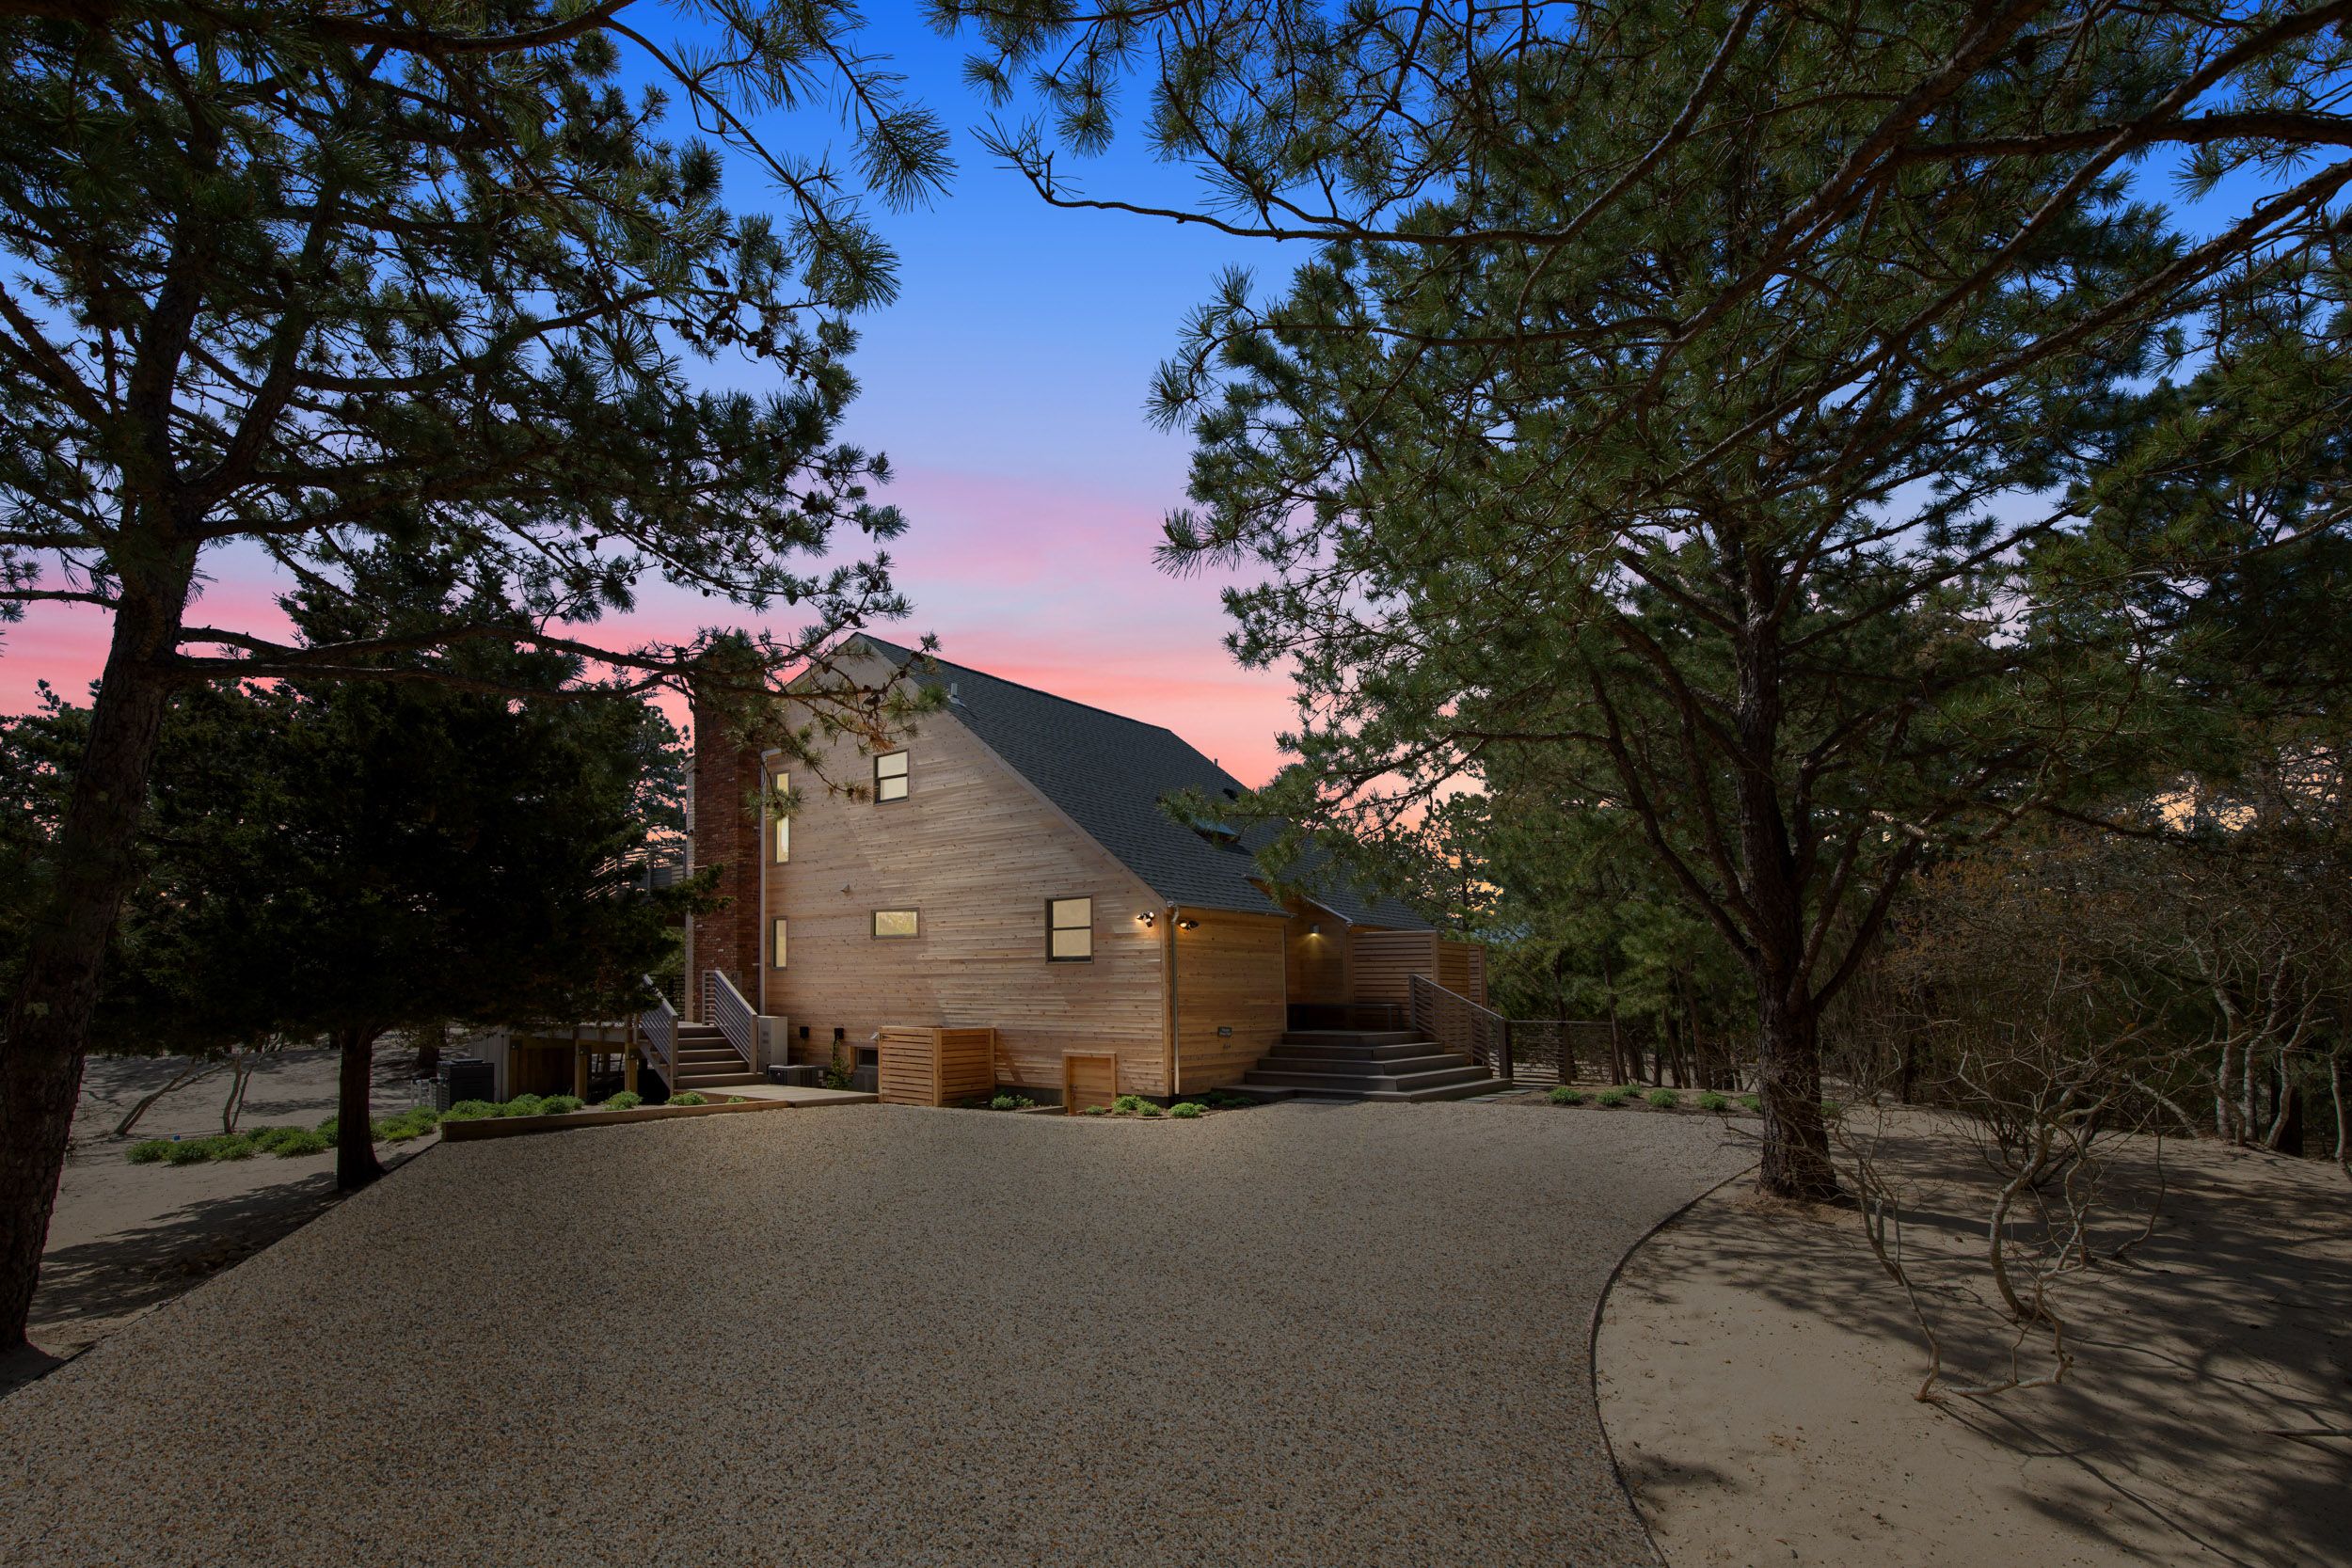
xmin=1269 ymin=1039 xmax=1447 ymax=1063
xmin=675 ymin=1071 xmax=765 ymax=1090
xmin=1278 ymin=1029 xmax=1422 ymax=1048
xmin=1242 ymin=1062 xmax=1493 ymax=1095
xmin=1251 ymin=1050 xmax=1469 ymax=1078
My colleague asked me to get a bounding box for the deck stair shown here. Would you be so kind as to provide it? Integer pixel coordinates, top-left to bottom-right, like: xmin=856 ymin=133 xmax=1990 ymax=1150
xmin=1235 ymin=1028 xmax=1498 ymax=1103
xmin=665 ymin=1022 xmax=764 ymax=1093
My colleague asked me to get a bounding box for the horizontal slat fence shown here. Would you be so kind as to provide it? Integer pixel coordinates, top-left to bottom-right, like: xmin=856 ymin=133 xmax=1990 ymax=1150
xmin=1352 ymin=931 xmax=1489 ymax=1007
xmin=877 ymin=1025 xmax=999 ymax=1107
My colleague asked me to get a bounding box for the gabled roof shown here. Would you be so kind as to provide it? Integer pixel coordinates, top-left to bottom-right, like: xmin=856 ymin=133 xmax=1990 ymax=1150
xmin=850 ymin=635 xmax=1430 ymax=929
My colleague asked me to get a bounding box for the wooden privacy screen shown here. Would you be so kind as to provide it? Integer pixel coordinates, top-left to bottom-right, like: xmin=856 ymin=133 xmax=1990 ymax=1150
xmin=1351 ymin=931 xmax=1488 ymax=1006
xmin=1062 ymin=1051 xmax=1118 ymax=1115
xmin=877 ymin=1026 xmax=998 ymax=1107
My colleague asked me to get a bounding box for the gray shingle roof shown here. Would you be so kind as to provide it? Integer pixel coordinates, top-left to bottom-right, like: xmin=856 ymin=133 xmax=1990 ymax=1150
xmin=852 ymin=636 xmax=1428 ymax=929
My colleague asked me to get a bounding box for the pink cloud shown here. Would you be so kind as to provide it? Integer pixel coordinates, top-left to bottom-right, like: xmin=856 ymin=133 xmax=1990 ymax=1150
xmin=0 ymin=464 xmax=1301 ymax=785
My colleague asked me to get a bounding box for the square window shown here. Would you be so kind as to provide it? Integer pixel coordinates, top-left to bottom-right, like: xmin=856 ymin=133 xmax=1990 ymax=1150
xmin=1047 ymin=896 xmax=1093 ymax=961
xmin=872 ymin=909 xmax=918 ymax=939
xmin=874 ymin=750 xmax=910 ymax=802
xmin=771 ymin=917 xmax=787 ymax=968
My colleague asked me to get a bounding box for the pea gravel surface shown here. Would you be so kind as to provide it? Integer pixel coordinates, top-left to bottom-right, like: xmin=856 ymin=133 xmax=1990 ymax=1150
xmin=1 ymin=1101 xmax=1749 ymax=1567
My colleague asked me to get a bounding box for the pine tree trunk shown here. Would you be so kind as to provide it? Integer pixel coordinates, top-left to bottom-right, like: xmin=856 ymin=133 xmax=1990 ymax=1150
xmin=335 ymin=1027 xmax=385 ymax=1191
xmin=1755 ymin=989 xmax=1837 ymax=1200
xmin=0 ymin=566 xmax=193 ymax=1350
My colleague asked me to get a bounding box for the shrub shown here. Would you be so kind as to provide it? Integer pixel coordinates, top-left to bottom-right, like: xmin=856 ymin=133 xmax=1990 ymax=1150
xmin=1110 ymin=1094 xmax=1152 ymax=1117
xmin=500 ymin=1094 xmax=548 ymax=1118
xmin=126 ymin=1138 xmax=175 ymax=1164
xmin=598 ymin=1091 xmax=643 ymax=1112
xmin=1596 ymin=1086 xmax=1631 ymax=1108
xmin=1168 ymin=1101 xmax=1204 ymax=1118
xmin=440 ymin=1100 xmax=497 ymax=1122
xmin=1200 ymin=1089 xmax=1256 ymax=1109
xmin=1548 ymin=1086 xmax=1586 ymax=1106
xmin=371 ymin=1107 xmax=441 ymax=1143
xmin=1080 ymin=1104 xmax=1106 ymax=1116
xmin=1820 ymin=1098 xmax=1845 ymax=1119
xmin=988 ymin=1093 xmax=1037 ymax=1112
xmin=539 ymin=1095 xmax=584 ymax=1116
xmin=1739 ymin=1093 xmax=1761 ymax=1113
xmin=1695 ymin=1091 xmax=1730 ymax=1113
xmin=163 ymin=1138 xmax=215 ymax=1165
xmin=262 ymin=1129 xmax=330 ymax=1158
xmin=669 ymin=1091 xmax=707 ymax=1106
xmin=1645 ymin=1088 xmax=1681 ymax=1110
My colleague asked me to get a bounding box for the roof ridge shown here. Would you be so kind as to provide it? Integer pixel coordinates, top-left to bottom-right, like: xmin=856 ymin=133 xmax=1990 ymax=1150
xmin=854 ymin=633 xmax=1200 ymax=751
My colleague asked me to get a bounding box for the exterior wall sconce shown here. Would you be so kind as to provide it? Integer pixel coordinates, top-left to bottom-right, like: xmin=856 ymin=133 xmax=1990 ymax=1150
xmin=1309 ymin=923 xmax=1323 ymax=936
xmin=1176 ymin=918 xmax=1200 ymax=930
xmin=1136 ymin=911 xmax=1155 ymax=927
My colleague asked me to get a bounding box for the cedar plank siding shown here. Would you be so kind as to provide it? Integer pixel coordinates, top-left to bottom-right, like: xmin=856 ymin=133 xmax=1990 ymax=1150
xmin=1173 ymin=909 xmax=1287 ymax=1092
xmin=756 ymin=698 xmax=1175 ymax=1097
xmin=1280 ymin=894 xmax=1353 ymax=1006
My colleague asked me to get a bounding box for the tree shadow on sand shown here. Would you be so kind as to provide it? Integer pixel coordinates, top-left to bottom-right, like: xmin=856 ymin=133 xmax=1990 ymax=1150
xmin=1625 ymin=1120 xmax=2350 ymax=1567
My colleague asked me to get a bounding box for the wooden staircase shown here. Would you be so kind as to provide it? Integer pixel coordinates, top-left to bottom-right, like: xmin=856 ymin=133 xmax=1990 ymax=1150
xmin=1235 ymin=1028 xmax=1499 ymax=1103
xmin=666 ymin=1022 xmax=764 ymax=1093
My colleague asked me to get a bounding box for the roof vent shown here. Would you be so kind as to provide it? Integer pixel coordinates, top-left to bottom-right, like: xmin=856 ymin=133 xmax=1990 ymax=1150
xmin=947 ymin=681 xmax=962 ymax=705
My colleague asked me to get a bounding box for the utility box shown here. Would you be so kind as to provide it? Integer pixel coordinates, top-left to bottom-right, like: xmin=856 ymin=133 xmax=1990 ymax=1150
xmin=755 ymin=1015 xmax=792 ymax=1069
xmin=435 ymin=1056 xmax=496 ymax=1111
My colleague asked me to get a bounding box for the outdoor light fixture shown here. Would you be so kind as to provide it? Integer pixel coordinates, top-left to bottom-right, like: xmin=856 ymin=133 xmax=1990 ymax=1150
xmin=1309 ymin=923 xmax=1323 ymax=936
xmin=1177 ymin=918 xmax=1200 ymax=930
xmin=1136 ymin=911 xmax=1155 ymax=927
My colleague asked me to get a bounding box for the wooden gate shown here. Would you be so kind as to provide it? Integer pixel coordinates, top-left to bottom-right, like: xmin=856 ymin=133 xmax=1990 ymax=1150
xmin=1062 ymin=1051 xmax=1118 ymax=1115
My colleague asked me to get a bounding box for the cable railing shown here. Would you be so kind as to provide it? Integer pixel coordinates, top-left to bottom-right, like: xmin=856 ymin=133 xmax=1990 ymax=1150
xmin=702 ymin=968 xmax=757 ymax=1069
xmin=1406 ymin=975 xmax=1617 ymax=1085
xmin=636 ymin=974 xmax=679 ymax=1085
xmin=1410 ymin=973 xmax=1516 ymax=1080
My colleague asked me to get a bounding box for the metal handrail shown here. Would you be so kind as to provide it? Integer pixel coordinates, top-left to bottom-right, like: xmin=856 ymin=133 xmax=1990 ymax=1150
xmin=702 ymin=968 xmax=757 ymax=1069
xmin=637 ymin=974 xmax=679 ymax=1085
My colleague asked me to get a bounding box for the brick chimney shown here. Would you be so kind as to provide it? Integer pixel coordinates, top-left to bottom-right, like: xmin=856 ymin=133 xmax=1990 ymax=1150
xmin=685 ymin=687 xmax=761 ymax=1022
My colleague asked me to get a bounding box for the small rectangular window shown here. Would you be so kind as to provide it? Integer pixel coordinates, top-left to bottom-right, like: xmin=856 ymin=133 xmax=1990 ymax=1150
xmin=771 ymin=774 xmax=790 ymax=863
xmin=874 ymin=750 xmax=910 ymax=802
xmin=771 ymin=917 xmax=787 ymax=968
xmin=872 ymin=909 xmax=918 ymax=939
xmin=1047 ymin=896 xmax=1093 ymax=961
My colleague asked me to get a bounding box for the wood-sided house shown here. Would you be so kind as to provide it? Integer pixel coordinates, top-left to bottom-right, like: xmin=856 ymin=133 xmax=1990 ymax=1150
xmin=677 ymin=635 xmax=1488 ymax=1104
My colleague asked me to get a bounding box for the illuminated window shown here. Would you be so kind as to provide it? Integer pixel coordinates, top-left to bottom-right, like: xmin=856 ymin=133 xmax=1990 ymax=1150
xmin=771 ymin=774 xmax=789 ymax=863
xmin=771 ymin=918 xmax=787 ymax=968
xmin=874 ymin=750 xmax=909 ymax=802
xmin=872 ymin=909 xmax=918 ymax=939
xmin=1047 ymin=897 xmax=1093 ymax=961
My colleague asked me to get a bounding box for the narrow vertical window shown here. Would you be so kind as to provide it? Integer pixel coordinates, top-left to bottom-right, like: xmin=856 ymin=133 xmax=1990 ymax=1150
xmin=771 ymin=773 xmax=790 ymax=863
xmin=874 ymin=750 xmax=910 ymax=802
xmin=771 ymin=917 xmax=787 ymax=968
xmin=1047 ymin=897 xmax=1093 ymax=961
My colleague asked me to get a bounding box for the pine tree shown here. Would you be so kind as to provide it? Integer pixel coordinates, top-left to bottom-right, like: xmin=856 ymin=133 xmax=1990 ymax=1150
xmin=0 ymin=5 xmax=946 ymax=1347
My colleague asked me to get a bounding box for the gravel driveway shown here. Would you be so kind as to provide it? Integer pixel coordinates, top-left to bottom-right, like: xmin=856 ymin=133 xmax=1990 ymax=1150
xmin=0 ymin=1101 xmax=1749 ymax=1567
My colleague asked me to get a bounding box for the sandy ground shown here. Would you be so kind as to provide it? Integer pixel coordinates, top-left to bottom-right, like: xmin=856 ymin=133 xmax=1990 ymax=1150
xmin=18 ymin=1047 xmax=436 ymax=1375
xmin=0 ymin=1101 xmax=1749 ymax=1567
xmin=1597 ymin=1111 xmax=2352 ymax=1568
